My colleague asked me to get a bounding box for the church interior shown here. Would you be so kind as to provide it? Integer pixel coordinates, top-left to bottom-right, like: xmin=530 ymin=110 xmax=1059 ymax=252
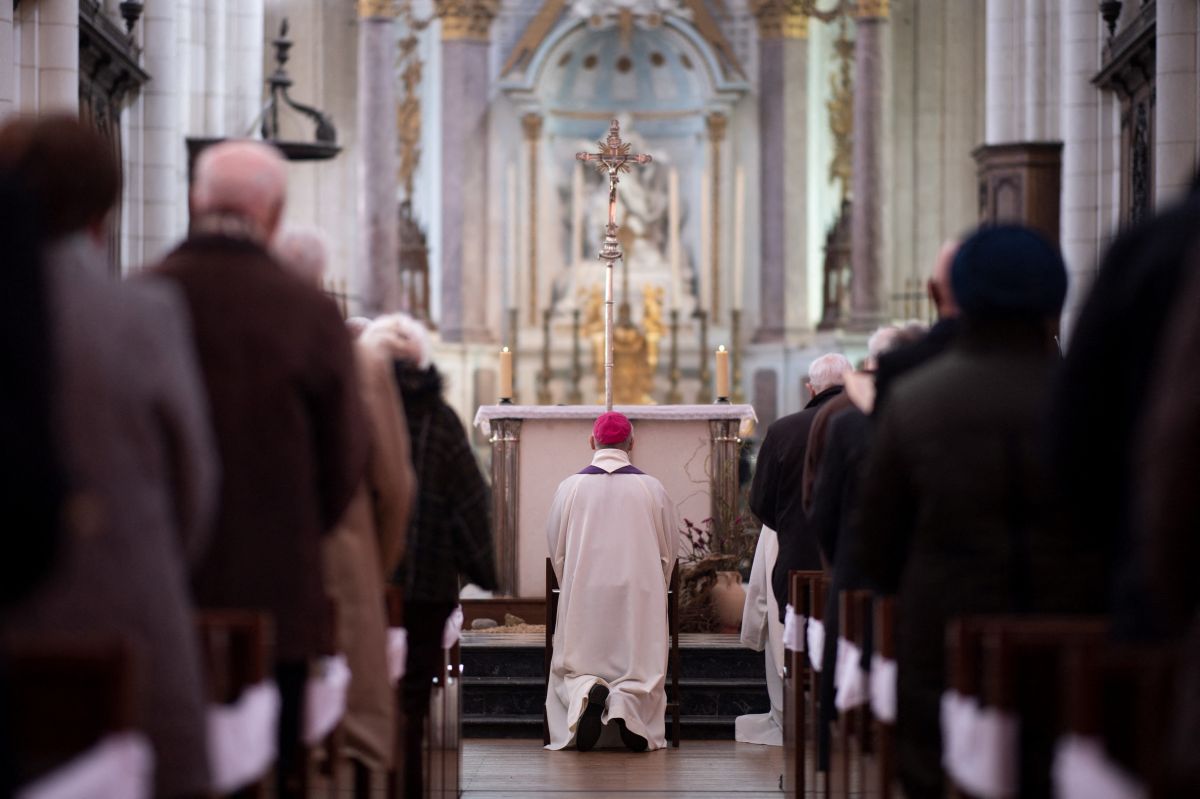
xmin=2 ymin=0 xmax=1200 ymax=797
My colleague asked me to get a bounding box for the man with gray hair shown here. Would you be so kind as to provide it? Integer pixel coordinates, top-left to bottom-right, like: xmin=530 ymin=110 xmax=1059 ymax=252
xmin=155 ymin=140 xmax=368 ymax=798
xmin=750 ymin=352 xmax=853 ymax=614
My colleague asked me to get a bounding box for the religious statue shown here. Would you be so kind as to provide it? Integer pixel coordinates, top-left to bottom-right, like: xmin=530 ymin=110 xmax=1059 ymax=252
xmin=582 ymin=284 xmax=656 ymax=405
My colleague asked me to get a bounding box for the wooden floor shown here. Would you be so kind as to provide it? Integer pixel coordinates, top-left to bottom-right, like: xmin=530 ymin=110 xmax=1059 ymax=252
xmin=461 ymin=739 xmax=785 ymax=798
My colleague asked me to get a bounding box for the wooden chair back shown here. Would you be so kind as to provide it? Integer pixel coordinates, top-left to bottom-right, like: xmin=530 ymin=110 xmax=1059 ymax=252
xmin=782 ymin=569 xmax=824 ymax=798
xmin=2 ymin=634 xmax=137 ymax=784
xmin=872 ymin=595 xmax=897 ymax=799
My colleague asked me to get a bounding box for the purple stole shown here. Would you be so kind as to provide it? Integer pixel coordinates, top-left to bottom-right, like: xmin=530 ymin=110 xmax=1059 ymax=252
xmin=578 ymin=464 xmax=645 ymax=475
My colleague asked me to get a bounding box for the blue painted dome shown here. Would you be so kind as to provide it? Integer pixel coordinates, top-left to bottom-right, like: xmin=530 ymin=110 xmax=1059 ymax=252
xmin=540 ymin=22 xmax=707 ymax=120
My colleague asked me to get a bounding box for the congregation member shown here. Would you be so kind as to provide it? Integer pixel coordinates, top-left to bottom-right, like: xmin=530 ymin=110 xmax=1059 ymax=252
xmin=544 ymin=413 xmax=678 ymax=752
xmin=750 ymin=352 xmax=852 ymax=617
xmin=0 ymin=116 xmax=218 ymax=798
xmin=805 ymin=324 xmax=921 ymax=772
xmin=155 ymin=140 xmax=368 ymax=797
xmin=274 ymin=225 xmax=417 ymax=776
xmin=856 ymin=225 xmax=1104 ymax=798
xmin=369 ymin=313 xmax=496 ymax=797
xmin=1051 ymin=176 xmax=1200 ymax=639
xmin=872 ymin=238 xmax=960 ymax=417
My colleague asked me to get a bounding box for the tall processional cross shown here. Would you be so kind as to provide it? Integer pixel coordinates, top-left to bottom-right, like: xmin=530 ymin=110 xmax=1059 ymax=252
xmin=576 ymin=119 xmax=653 ymax=412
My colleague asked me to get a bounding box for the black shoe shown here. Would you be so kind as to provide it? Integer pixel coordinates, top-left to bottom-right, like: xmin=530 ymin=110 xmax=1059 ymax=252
xmin=615 ymin=718 xmax=648 ymax=752
xmin=576 ymin=683 xmax=609 ymax=752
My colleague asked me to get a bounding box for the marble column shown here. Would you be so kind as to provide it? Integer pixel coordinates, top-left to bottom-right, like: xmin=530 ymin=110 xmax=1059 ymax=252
xmin=438 ymin=0 xmax=497 ymax=343
xmin=1154 ymin=0 xmax=1200 ymax=206
xmin=752 ymin=1 xmax=807 ymax=342
xmin=16 ymin=0 xmax=80 ymax=113
xmin=142 ymin=0 xmax=184 ymax=261
xmin=849 ymin=0 xmax=888 ymax=329
xmin=522 ymin=113 xmax=543 ymax=326
xmin=705 ymin=111 xmax=726 ymax=322
xmin=356 ymin=0 xmax=401 ymax=316
xmin=984 ymin=0 xmax=1019 ymax=144
xmin=1058 ymin=0 xmax=1102 ymax=341
xmin=0 ymin=3 xmax=14 ymax=118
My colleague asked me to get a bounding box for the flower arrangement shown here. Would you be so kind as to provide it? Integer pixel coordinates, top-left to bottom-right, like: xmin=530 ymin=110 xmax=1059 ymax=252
xmin=677 ymin=490 xmax=761 ymax=632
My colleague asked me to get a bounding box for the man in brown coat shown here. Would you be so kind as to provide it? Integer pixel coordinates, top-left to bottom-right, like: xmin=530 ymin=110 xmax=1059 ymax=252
xmin=155 ymin=142 xmax=368 ymax=796
xmin=275 ymin=225 xmax=417 ymax=774
xmin=0 ymin=117 xmax=218 ymax=797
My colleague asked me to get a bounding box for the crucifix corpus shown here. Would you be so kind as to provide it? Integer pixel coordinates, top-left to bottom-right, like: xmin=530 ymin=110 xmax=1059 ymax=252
xmin=576 ymin=118 xmax=653 ymax=412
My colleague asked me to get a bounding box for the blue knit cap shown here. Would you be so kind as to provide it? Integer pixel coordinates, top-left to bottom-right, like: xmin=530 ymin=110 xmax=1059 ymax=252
xmin=950 ymin=225 xmax=1068 ymax=318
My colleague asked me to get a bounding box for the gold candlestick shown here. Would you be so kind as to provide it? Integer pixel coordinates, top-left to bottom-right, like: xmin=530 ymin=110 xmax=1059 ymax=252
xmin=731 ymin=307 xmax=745 ymax=404
xmin=666 ymin=308 xmax=682 ymax=404
xmin=695 ymin=309 xmax=712 ymax=403
xmin=537 ymin=308 xmax=552 ymax=404
xmin=568 ymin=308 xmax=583 ymax=404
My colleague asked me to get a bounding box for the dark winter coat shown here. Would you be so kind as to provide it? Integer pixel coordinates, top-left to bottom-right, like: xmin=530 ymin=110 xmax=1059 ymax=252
xmin=156 ymin=233 xmax=368 ymax=662
xmin=856 ymin=326 xmax=1104 ymax=796
xmin=749 ymin=385 xmax=845 ymax=616
xmin=392 ymin=364 xmax=497 ymax=603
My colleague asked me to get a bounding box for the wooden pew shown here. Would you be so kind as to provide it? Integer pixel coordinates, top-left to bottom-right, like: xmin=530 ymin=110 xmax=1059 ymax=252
xmin=195 ymin=609 xmax=274 ymax=799
xmin=426 ymin=637 xmax=462 ymax=799
xmin=809 ymin=572 xmax=832 ymax=799
xmin=2 ymin=635 xmax=138 ymax=790
xmin=1058 ymin=639 xmax=1175 ymax=797
xmin=782 ymin=569 xmax=823 ymax=798
xmin=946 ymin=616 xmax=1107 ymax=799
xmin=871 ymin=595 xmax=897 ymax=799
xmin=544 ymin=557 xmax=680 ymax=749
xmin=835 ymin=589 xmax=873 ymax=798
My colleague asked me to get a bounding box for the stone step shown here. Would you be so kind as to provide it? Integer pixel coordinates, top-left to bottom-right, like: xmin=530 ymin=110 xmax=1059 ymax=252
xmin=460 ymin=634 xmax=772 ymax=740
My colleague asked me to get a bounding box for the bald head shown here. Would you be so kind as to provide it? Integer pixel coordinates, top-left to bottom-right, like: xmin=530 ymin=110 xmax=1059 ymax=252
xmin=928 ymin=239 xmax=960 ymax=319
xmin=274 ymin=225 xmax=329 ymax=287
xmin=191 ymin=141 xmax=288 ymax=243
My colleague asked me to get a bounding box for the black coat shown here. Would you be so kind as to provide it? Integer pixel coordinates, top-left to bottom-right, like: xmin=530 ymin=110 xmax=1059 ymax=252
xmin=393 ymin=364 xmax=497 ymax=603
xmin=749 ymin=385 xmax=845 ymax=615
xmin=872 ymin=317 xmax=958 ymax=419
xmin=856 ymin=327 xmax=1104 ymax=795
xmin=1051 ymin=189 xmax=1200 ymax=638
xmin=809 ymin=405 xmax=873 ymax=770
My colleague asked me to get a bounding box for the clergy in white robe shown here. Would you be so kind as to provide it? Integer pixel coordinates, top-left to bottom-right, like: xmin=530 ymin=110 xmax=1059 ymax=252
xmin=735 ymin=525 xmax=786 ymax=746
xmin=545 ymin=412 xmax=678 ymax=752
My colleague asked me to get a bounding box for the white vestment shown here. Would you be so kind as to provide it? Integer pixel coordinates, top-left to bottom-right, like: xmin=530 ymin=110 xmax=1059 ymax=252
xmin=735 ymin=525 xmax=785 ymax=746
xmin=545 ymin=448 xmax=678 ymax=751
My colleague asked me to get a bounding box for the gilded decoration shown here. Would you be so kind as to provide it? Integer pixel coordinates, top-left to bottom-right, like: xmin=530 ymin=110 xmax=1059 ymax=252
xmin=582 ymin=286 xmax=656 ymax=405
xmin=827 ymin=21 xmax=854 ymax=197
xmin=752 ymin=1 xmax=809 ymax=40
xmin=437 ymin=0 xmax=498 ymax=42
xmin=855 ymin=0 xmax=889 ymax=19
xmin=358 ymin=0 xmax=397 ymax=18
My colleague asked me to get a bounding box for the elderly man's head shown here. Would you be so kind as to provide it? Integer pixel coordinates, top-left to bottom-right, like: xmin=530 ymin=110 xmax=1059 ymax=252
xmin=807 ymin=352 xmax=853 ymax=396
xmin=191 ymin=141 xmax=288 ymax=243
xmin=928 ymin=238 xmax=961 ymax=319
xmin=274 ymin=225 xmax=329 ymax=287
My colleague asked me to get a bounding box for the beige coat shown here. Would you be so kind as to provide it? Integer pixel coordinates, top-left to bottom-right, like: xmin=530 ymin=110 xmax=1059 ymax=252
xmin=323 ymin=334 xmax=416 ymax=769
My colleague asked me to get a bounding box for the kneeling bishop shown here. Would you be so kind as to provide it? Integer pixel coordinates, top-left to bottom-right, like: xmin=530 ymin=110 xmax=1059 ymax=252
xmin=544 ymin=412 xmax=678 ymax=752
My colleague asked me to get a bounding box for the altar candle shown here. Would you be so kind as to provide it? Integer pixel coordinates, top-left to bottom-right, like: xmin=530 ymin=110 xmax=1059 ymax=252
xmin=507 ymin=164 xmax=519 ymax=309
xmin=668 ymin=167 xmax=681 ymax=309
xmin=499 ymin=347 xmax=513 ymax=401
xmin=715 ymin=345 xmax=730 ymax=399
xmin=733 ymin=164 xmax=745 ymax=310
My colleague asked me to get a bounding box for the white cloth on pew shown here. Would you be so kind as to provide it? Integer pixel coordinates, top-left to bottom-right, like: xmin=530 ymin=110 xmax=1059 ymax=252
xmin=304 ymin=654 xmax=351 ymax=746
xmin=833 ymin=637 xmax=867 ymax=711
xmin=783 ymin=605 xmax=806 ymax=652
xmin=16 ymin=731 xmax=153 ymax=799
xmin=735 ymin=525 xmax=785 ymax=746
xmin=807 ymin=618 xmax=825 ymax=671
xmin=1053 ymin=734 xmax=1147 ymax=799
xmin=388 ymin=627 xmax=408 ymax=684
xmin=206 ymin=680 xmax=280 ymax=794
xmin=941 ymin=689 xmax=1018 ymax=798
xmin=442 ymin=605 xmax=464 ymax=650
xmin=870 ymin=654 xmax=897 ymax=723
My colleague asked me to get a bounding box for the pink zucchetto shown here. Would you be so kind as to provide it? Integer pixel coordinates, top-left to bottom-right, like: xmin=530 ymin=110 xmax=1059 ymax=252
xmin=592 ymin=412 xmax=633 ymax=446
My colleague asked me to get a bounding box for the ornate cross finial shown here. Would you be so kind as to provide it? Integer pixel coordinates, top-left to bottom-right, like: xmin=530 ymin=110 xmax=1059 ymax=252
xmin=574 ymin=118 xmax=653 ymax=411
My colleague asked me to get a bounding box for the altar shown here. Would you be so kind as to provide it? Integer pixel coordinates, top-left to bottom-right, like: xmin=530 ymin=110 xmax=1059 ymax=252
xmin=474 ymin=404 xmax=756 ymax=597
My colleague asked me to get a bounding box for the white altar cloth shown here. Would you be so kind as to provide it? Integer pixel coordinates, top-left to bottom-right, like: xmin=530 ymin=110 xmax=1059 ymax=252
xmin=476 ymin=404 xmax=756 ymax=596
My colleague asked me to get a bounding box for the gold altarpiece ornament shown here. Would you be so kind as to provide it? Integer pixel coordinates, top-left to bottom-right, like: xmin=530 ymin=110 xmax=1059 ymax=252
xmin=581 ymin=284 xmax=660 ymax=406
xmin=436 ymin=0 xmax=498 ymax=42
xmin=358 ymin=0 xmax=397 ymax=18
